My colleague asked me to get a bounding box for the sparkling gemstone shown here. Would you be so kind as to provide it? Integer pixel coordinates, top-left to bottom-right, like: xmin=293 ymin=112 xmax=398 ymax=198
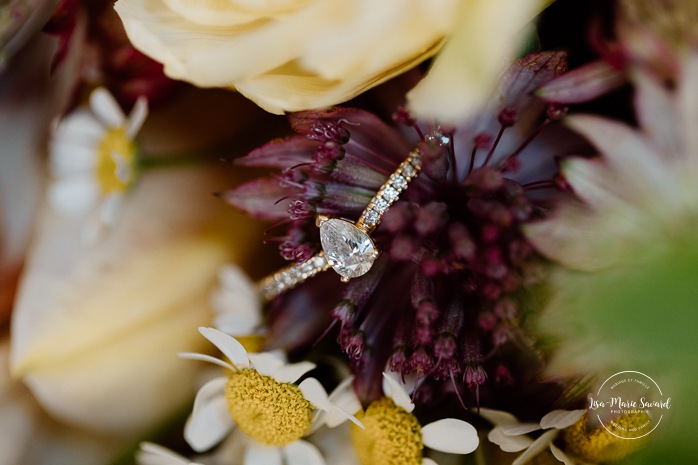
xmin=319 ymin=218 xmax=377 ymax=279
xmin=383 ymin=186 xmax=399 ymax=202
xmin=402 ymin=164 xmax=416 ymax=178
xmin=363 ymin=209 xmax=379 ymax=226
xmin=373 ymin=198 xmax=389 ymax=212
xmin=391 ymin=175 xmax=407 ymax=190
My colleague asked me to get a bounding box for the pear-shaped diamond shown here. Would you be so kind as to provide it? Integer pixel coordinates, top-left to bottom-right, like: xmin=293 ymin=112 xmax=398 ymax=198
xmin=319 ymin=218 xmax=377 ymax=279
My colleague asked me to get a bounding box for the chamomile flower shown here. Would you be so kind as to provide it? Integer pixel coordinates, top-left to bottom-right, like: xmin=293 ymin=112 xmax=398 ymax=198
xmin=483 ymin=408 xmax=648 ymax=464
xmin=484 ymin=408 xmax=586 ymax=465
xmin=48 ymin=87 xmax=147 ymax=239
xmin=335 ymin=372 xmax=478 ymax=465
xmin=179 ymin=327 xmax=361 ymax=465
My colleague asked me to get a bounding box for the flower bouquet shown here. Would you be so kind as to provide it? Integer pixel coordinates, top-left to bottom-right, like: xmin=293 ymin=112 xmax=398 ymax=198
xmin=0 ymin=1 xmax=693 ymax=464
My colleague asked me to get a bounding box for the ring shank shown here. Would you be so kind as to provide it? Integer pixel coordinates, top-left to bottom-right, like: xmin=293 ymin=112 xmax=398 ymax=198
xmin=257 ymin=252 xmax=331 ymax=302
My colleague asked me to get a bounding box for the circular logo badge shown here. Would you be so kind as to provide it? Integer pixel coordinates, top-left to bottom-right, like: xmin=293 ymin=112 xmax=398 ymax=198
xmin=587 ymin=371 xmax=671 ymax=439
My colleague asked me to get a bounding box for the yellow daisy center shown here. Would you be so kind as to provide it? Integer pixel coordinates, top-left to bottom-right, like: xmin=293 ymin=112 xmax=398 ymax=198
xmin=225 ymin=368 xmax=313 ymax=446
xmin=96 ymin=127 xmax=137 ymax=194
xmin=350 ymin=396 xmax=423 ymax=465
xmin=561 ymin=412 xmax=650 ymax=462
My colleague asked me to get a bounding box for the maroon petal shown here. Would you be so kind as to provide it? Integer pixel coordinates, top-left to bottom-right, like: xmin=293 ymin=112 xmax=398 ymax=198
xmin=495 ymin=51 xmax=570 ymax=134
xmin=452 ymin=51 xmax=574 ymax=178
xmin=264 ymin=273 xmax=339 ymax=352
xmin=320 ymin=183 xmax=376 ymax=215
xmin=235 ymin=136 xmax=317 ymax=169
xmin=291 ymin=107 xmax=411 ymax=170
xmin=222 ymin=178 xmax=294 ymax=220
xmin=536 ymin=60 xmax=626 ymax=104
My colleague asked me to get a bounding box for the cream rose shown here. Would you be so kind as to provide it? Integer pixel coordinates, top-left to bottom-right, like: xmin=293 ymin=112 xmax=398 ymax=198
xmin=114 ymin=0 xmax=458 ymax=114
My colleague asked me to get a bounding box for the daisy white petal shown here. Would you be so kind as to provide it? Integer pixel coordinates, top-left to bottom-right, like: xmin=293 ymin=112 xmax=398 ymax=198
xmin=501 ymin=422 xmax=545 ymax=436
xmin=478 ymin=407 xmax=521 ymax=426
xmin=243 ymin=443 xmax=283 ymax=465
xmin=100 ymin=194 xmax=123 ymax=225
xmin=49 ymin=143 xmax=96 ymax=175
xmin=126 ymin=96 xmax=149 ymax=138
xmin=324 ymin=376 xmax=362 ymax=428
xmin=381 ymin=372 xmax=414 ymax=413
xmin=488 ymin=425 xmax=535 ymax=453
xmin=178 ymin=352 xmax=235 ymax=371
xmin=90 ymin=87 xmax=125 ymax=128
xmin=247 ymin=352 xmax=285 ymax=377
xmin=271 ymin=360 xmax=316 ymax=384
xmin=184 ymin=377 xmax=234 ymax=452
xmin=52 ymin=110 xmax=106 ymax=146
xmin=198 ymin=327 xmax=250 ymax=369
xmin=282 ymin=439 xmax=325 ymax=465
xmin=212 ymin=264 xmax=262 ymax=335
xmin=49 ymin=176 xmax=99 ymax=214
xmin=312 ymin=376 xmax=363 ymax=431
xmin=539 ymin=409 xmax=586 ymax=430
xmin=137 ymin=442 xmax=204 ymax=465
xmin=422 ymin=459 xmax=439 ymax=465
xmin=298 ymin=378 xmax=332 ymax=410
xmin=299 ymin=378 xmax=363 ymax=430
xmin=550 ymin=443 xmax=576 ymax=465
xmin=511 ymin=429 xmax=558 ymax=465
xmin=421 ymin=418 xmax=479 ymax=454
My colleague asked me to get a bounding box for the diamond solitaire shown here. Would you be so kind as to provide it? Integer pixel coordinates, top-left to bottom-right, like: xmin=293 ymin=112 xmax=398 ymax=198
xmin=318 ymin=217 xmax=378 ymax=281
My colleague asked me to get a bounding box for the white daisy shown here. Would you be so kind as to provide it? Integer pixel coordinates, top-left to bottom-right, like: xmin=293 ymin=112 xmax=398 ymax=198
xmin=179 ymin=327 xmax=361 ymax=465
xmin=482 ymin=408 xmax=586 ymax=465
xmin=48 ymin=87 xmax=147 ymax=238
xmin=330 ymin=372 xmax=479 ymax=465
xmin=483 ymin=407 xmax=650 ymax=464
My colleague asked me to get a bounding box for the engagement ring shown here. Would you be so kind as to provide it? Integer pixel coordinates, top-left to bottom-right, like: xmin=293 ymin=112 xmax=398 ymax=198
xmin=257 ymin=148 xmax=423 ymax=302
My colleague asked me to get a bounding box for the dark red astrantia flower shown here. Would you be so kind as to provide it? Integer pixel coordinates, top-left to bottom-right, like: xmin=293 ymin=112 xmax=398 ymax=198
xmin=226 ymin=51 xmax=588 ymax=410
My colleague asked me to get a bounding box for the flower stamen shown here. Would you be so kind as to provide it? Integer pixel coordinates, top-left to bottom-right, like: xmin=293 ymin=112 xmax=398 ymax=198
xmin=96 ymin=127 xmax=137 ymax=194
xmin=225 ymin=368 xmax=313 ymax=446
xmin=350 ymin=397 xmax=423 ymax=465
xmin=562 ymin=413 xmax=650 ymax=463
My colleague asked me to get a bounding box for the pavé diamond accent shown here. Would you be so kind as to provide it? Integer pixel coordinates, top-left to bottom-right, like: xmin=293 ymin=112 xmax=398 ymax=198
xmin=402 ymin=163 xmax=416 ymax=178
xmin=382 ymin=186 xmax=399 ymax=202
xmin=391 ymin=175 xmax=407 ymax=190
xmin=363 ymin=209 xmax=380 ymax=226
xmin=373 ymin=198 xmax=389 ymax=212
